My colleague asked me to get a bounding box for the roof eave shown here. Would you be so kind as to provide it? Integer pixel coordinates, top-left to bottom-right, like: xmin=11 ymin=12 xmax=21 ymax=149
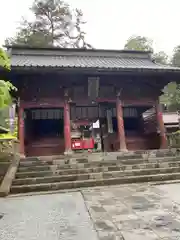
xmin=10 ymin=65 xmax=180 ymax=73
xmin=5 ymin=44 xmax=152 ymax=55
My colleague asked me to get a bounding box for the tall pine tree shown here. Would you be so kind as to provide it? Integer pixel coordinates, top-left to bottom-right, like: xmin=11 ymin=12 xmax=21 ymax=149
xmin=7 ymin=0 xmax=92 ymax=48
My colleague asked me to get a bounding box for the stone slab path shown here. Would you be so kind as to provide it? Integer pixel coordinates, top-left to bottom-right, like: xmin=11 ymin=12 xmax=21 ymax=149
xmin=1 ymin=183 xmax=180 ymax=239
xmin=0 ymin=192 xmax=98 ymax=240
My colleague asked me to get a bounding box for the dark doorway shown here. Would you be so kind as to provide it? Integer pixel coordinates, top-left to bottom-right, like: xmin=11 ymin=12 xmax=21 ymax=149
xmin=25 ymin=108 xmax=64 ymax=156
xmin=31 ymin=118 xmax=64 ymax=139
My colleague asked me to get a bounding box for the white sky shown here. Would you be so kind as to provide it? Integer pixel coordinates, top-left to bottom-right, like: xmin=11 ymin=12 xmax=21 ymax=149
xmin=0 ymin=0 xmax=180 ymax=55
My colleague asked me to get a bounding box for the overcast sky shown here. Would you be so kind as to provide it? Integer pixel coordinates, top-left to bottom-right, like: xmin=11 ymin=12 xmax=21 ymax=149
xmin=0 ymin=0 xmax=180 ymax=55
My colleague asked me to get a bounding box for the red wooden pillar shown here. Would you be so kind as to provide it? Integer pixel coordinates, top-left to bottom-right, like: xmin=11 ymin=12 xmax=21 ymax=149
xmin=64 ymin=99 xmax=72 ymax=154
xmin=18 ymin=106 xmax=25 ymax=157
xmin=155 ymin=100 xmax=168 ymax=149
xmin=116 ymin=97 xmax=127 ymax=151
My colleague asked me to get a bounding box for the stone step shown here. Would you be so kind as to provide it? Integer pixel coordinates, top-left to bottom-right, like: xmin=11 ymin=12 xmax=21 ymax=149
xmin=10 ymin=171 xmax=180 ymax=194
xmin=19 ymin=157 xmax=145 ymax=166
xmin=18 ymin=165 xmax=52 ymax=172
xmin=116 ymin=156 xmax=180 ymax=165
xmin=24 ymin=155 xmax=180 ymax=165
xmin=19 ymin=160 xmax=52 ymax=167
xmin=12 ymin=167 xmax=180 ymax=186
xmin=15 ymin=160 xmax=180 ymax=179
xmin=22 ymin=157 xmax=40 ymax=161
xmin=116 ymin=154 xmax=143 ymax=160
xmin=17 ymin=156 xmax=180 ymax=172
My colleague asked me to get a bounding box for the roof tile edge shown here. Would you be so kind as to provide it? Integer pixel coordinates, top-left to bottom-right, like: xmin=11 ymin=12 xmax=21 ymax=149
xmin=6 ymin=45 xmax=152 ymax=59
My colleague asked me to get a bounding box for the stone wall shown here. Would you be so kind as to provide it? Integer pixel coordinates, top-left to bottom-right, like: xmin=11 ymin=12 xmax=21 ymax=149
xmin=0 ymin=140 xmax=20 ymax=196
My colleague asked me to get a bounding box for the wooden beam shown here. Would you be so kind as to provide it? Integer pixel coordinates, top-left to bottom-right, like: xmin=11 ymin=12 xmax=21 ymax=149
xmin=21 ymin=99 xmax=64 ymax=109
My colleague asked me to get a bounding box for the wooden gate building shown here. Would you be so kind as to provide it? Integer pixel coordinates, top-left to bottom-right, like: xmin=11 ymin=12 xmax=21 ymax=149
xmin=7 ymin=46 xmax=180 ymax=156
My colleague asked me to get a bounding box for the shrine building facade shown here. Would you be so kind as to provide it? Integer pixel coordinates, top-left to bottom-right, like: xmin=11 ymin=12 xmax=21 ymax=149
xmin=7 ymin=46 xmax=180 ymax=157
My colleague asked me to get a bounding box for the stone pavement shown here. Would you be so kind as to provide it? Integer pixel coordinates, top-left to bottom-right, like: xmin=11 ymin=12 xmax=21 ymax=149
xmin=1 ymin=184 xmax=180 ymax=239
xmin=82 ymin=183 xmax=180 ymax=239
xmin=0 ymin=192 xmax=98 ymax=240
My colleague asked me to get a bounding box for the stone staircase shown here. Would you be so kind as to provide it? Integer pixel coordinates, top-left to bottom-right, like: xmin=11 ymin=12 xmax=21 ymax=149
xmin=10 ymin=150 xmax=180 ymax=194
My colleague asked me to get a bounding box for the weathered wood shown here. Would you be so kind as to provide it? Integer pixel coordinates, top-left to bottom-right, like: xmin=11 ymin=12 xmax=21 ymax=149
xmin=16 ymin=73 xmax=165 ymax=103
xmin=64 ymin=93 xmax=72 ymax=155
xmin=116 ymin=96 xmax=127 ymax=151
xmin=18 ymin=105 xmax=25 ymax=156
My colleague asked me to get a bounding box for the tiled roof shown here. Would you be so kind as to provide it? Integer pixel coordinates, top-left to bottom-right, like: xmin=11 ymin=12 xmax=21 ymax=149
xmin=8 ymin=46 xmax=180 ymax=71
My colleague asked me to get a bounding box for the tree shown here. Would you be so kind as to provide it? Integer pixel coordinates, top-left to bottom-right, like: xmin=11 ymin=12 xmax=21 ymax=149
xmin=160 ymin=82 xmax=180 ymax=111
xmin=153 ymin=51 xmax=168 ymax=65
xmin=172 ymin=46 xmax=180 ymax=67
xmin=124 ymin=36 xmax=153 ymax=52
xmin=7 ymin=0 xmax=92 ymax=48
xmin=160 ymin=46 xmax=180 ymax=111
xmin=124 ymin=36 xmax=169 ymax=64
xmin=6 ymin=20 xmax=52 ymax=47
xmin=70 ymin=9 xmax=92 ymax=48
xmin=124 ymin=36 xmax=180 ymax=110
xmin=0 ymin=48 xmax=16 ymax=108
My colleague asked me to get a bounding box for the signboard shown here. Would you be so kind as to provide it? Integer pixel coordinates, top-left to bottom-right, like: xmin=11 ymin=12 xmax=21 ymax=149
xmin=93 ymin=120 xmax=100 ymax=129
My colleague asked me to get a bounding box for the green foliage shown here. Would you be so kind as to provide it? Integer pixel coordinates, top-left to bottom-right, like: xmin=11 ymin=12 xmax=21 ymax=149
xmin=6 ymin=20 xmax=53 ymax=47
xmin=0 ymin=48 xmax=17 ymax=108
xmin=160 ymin=45 xmax=180 ymax=111
xmin=124 ymin=35 xmax=180 ymax=111
xmin=0 ymin=133 xmax=16 ymax=140
xmin=153 ymin=51 xmax=168 ymax=65
xmin=7 ymin=0 xmax=92 ymax=48
xmin=0 ymin=48 xmax=10 ymax=70
xmin=0 ymin=107 xmax=10 ymax=130
xmin=124 ymin=35 xmax=153 ymax=52
xmin=124 ymin=36 xmax=169 ymax=65
xmin=160 ymin=82 xmax=180 ymax=110
xmin=172 ymin=46 xmax=180 ymax=67
xmin=168 ymin=130 xmax=180 ymax=148
xmin=0 ymin=48 xmax=17 ymax=155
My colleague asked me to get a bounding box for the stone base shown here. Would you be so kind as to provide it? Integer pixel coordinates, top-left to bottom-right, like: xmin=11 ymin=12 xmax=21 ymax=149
xmin=118 ymin=148 xmax=128 ymax=153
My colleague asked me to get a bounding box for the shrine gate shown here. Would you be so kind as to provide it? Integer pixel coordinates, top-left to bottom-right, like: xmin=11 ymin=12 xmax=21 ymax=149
xmin=7 ymin=46 xmax=180 ymax=156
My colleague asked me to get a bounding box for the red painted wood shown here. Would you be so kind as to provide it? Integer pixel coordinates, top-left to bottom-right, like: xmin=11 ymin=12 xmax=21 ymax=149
xmin=26 ymin=137 xmax=65 ymax=156
xmin=18 ymin=106 xmax=25 ymax=156
xmin=21 ymin=98 xmax=64 ymax=109
xmin=103 ymin=132 xmax=151 ymax=151
xmin=64 ymin=100 xmax=72 ymax=153
xmin=123 ymin=99 xmax=155 ymax=106
xmin=116 ymin=97 xmax=127 ymax=151
xmin=155 ymin=100 xmax=168 ymax=149
xmin=68 ymin=98 xmax=155 ymax=105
